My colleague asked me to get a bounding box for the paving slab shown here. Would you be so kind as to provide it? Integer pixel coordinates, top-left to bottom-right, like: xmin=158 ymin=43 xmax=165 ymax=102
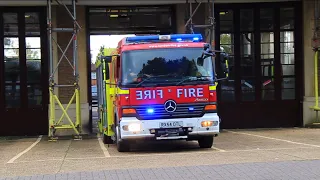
xmin=64 ymin=138 xmax=104 ymax=159
xmin=214 ymin=130 xmax=310 ymax=151
xmin=225 ymin=128 xmax=320 ymax=146
xmin=56 ymin=147 xmax=303 ymax=174
xmin=14 ymin=138 xmax=104 ymax=163
xmin=270 ymin=148 xmax=320 ymax=160
xmin=107 ymin=140 xmax=214 ymax=157
xmin=1 ymin=145 xmax=304 ymax=178
xmin=15 ymin=139 xmax=71 ymax=162
xmin=1 ymin=128 xmax=320 ymax=178
xmin=3 ymin=160 xmax=62 ymax=178
xmin=3 ymin=159 xmax=320 ymax=180
xmin=0 ymin=137 xmax=39 ymax=164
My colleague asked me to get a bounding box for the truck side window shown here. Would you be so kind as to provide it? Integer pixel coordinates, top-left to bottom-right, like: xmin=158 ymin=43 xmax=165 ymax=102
xmin=115 ymin=56 xmax=120 ymax=79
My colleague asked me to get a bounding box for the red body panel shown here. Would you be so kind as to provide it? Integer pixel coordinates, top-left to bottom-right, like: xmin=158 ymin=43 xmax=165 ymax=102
xmin=209 ymin=90 xmax=217 ymax=102
xmin=128 ymin=85 xmax=210 ymax=105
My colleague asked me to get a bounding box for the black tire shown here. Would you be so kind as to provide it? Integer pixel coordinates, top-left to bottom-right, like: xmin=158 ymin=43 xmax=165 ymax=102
xmin=117 ymin=140 xmax=130 ymax=152
xmin=116 ymin=126 xmax=130 ymax=152
xmin=102 ymin=133 xmax=113 ymax=144
xmin=198 ymin=136 xmax=214 ymax=148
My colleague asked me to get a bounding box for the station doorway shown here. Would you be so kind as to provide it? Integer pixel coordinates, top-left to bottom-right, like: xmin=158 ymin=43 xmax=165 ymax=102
xmin=86 ymin=2 xmax=304 ymax=131
xmin=215 ymin=2 xmax=303 ymax=128
xmin=86 ymin=5 xmax=176 ymax=132
xmin=0 ymin=7 xmax=48 ymax=136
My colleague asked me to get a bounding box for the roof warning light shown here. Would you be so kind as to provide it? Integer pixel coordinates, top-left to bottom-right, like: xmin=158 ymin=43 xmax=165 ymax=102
xmin=126 ymin=34 xmax=203 ymax=43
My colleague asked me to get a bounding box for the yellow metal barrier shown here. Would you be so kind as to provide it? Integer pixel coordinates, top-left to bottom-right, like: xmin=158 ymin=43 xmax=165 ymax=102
xmin=47 ymin=0 xmax=82 ymax=141
xmin=314 ymin=50 xmax=319 ymax=110
xmin=48 ymin=85 xmax=82 ymax=141
xmin=310 ymin=50 xmax=320 ymax=123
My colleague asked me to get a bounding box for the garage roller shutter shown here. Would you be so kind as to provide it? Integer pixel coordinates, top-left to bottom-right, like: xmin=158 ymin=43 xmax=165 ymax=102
xmin=0 ymin=0 xmax=300 ymax=6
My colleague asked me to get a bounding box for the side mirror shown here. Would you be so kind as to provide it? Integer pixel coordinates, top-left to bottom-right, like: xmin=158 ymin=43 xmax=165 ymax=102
xmin=106 ymin=63 xmax=110 ymax=80
xmin=197 ymin=57 xmax=204 ymax=66
xmin=100 ymin=55 xmax=112 ymax=63
xmin=100 ymin=55 xmax=119 ymax=63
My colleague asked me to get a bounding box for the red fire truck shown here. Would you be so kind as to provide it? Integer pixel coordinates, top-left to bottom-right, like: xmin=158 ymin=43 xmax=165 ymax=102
xmin=95 ymin=34 xmax=228 ymax=152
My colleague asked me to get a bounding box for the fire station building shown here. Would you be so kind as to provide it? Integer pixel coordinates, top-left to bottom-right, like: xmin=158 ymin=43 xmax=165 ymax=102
xmin=0 ymin=0 xmax=317 ymax=136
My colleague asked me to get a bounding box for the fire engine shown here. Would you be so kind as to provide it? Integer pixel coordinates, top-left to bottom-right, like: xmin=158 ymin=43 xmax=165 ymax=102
xmin=95 ymin=34 xmax=229 ymax=152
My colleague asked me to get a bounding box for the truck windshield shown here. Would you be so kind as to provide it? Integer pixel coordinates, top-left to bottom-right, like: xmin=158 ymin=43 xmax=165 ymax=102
xmin=121 ymin=48 xmax=214 ymax=87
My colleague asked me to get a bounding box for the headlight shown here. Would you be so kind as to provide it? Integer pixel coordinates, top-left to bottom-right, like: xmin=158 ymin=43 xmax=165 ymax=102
xmin=201 ymin=121 xmax=218 ymax=127
xmin=127 ymin=123 xmax=141 ymax=132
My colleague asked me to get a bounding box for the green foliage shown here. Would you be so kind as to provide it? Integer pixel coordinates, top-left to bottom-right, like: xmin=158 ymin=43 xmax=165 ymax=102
xmin=96 ymin=46 xmax=116 ymax=62
xmin=220 ymin=34 xmax=232 ymax=54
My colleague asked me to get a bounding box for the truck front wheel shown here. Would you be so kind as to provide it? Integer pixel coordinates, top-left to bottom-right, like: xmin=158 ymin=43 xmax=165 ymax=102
xmin=102 ymin=134 xmax=113 ymax=144
xmin=116 ymin=126 xmax=130 ymax=152
xmin=198 ymin=136 xmax=214 ymax=148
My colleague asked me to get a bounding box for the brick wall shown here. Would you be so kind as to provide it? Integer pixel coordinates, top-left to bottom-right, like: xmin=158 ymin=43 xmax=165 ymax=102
xmin=176 ymin=3 xmax=207 ymax=37
xmin=56 ymin=7 xmax=76 ymax=104
xmin=55 ymin=6 xmax=87 ymax=104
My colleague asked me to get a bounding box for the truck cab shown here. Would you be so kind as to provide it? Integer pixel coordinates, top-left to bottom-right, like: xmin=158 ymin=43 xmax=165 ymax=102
xmin=96 ymin=34 xmax=227 ymax=152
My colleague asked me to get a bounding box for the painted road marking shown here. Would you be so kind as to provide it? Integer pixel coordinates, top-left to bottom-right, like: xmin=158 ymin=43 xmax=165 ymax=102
xmin=225 ymin=130 xmax=320 ymax=148
xmin=212 ymin=146 xmax=226 ymax=152
xmin=97 ymin=134 xmax=111 ymax=157
xmin=7 ymin=135 xmax=43 ymax=164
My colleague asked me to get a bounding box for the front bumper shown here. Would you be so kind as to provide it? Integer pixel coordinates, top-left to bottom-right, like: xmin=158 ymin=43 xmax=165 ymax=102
xmin=119 ymin=113 xmax=220 ymax=140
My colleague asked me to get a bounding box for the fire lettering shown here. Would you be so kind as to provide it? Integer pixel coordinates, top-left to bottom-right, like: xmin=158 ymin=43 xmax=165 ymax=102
xmin=136 ymin=89 xmax=163 ymax=100
xmin=177 ymin=88 xmax=204 ymax=98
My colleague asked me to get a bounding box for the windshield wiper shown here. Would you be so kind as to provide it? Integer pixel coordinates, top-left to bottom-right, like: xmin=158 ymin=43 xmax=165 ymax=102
xmin=175 ymin=76 xmax=212 ymax=85
xmin=135 ymin=74 xmax=177 ymax=87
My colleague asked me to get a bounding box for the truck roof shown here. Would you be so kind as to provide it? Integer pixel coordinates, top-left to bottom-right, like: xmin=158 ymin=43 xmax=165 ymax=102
xmin=120 ymin=42 xmax=206 ymax=52
xmin=116 ymin=34 xmax=206 ymax=52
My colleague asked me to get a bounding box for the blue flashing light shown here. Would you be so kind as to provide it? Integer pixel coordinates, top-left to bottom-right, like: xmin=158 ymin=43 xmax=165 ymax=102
xmin=188 ymin=107 xmax=195 ymax=111
xmin=193 ymin=37 xmax=199 ymax=41
xmin=147 ymin=108 xmax=154 ymax=114
xmin=126 ymin=34 xmax=203 ymax=43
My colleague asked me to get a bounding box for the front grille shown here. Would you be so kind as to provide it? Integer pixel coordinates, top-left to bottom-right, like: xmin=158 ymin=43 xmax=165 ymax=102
xmin=134 ymin=103 xmax=206 ymax=120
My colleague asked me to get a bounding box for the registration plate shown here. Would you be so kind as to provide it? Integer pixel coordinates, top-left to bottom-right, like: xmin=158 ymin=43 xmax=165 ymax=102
xmin=159 ymin=121 xmax=183 ymax=128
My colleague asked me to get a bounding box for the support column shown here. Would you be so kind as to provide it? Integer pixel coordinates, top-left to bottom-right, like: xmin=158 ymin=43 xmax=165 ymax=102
xmin=303 ymin=0 xmax=319 ymax=126
xmin=176 ymin=4 xmax=186 ymax=33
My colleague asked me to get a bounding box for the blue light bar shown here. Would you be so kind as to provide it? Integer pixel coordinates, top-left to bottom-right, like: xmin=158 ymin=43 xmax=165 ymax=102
xmin=126 ymin=34 xmax=203 ymax=43
xmin=147 ymin=108 xmax=154 ymax=114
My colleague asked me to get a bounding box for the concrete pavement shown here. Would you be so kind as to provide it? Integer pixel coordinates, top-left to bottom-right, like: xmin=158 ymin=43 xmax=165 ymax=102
xmin=2 ymin=160 xmax=320 ymax=180
xmin=1 ymin=128 xmax=320 ymax=179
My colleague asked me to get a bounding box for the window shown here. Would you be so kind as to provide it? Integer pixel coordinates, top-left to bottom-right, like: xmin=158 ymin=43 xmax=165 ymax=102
xmin=25 ymin=12 xmax=42 ymax=107
xmin=240 ymin=9 xmax=255 ymax=101
xmin=121 ymin=48 xmax=214 ymax=87
xmin=219 ymin=10 xmax=235 ymax=102
xmin=91 ymin=72 xmax=96 ymax=80
xmin=3 ymin=13 xmax=20 ymax=108
xmin=260 ymin=9 xmax=275 ymax=100
xmin=280 ymin=8 xmax=295 ymax=100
